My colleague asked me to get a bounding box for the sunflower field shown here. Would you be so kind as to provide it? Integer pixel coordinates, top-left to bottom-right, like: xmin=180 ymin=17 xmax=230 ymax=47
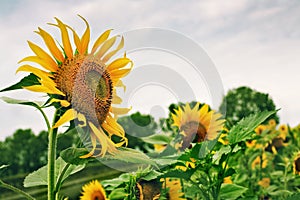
xmin=1 ymin=16 xmax=300 ymax=200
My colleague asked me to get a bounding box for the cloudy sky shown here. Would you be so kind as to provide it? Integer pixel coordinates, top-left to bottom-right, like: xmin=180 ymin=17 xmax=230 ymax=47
xmin=0 ymin=0 xmax=299 ymax=140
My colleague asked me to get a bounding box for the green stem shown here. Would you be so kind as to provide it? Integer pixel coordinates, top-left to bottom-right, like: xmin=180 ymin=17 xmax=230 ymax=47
xmin=48 ymin=110 xmax=59 ymax=200
xmin=0 ymin=180 xmax=35 ymax=200
xmin=37 ymin=107 xmax=51 ymax=131
xmin=54 ymin=163 xmax=71 ymax=194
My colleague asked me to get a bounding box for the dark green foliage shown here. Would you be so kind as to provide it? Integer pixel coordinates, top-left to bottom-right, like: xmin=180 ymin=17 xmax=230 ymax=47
xmin=117 ymin=112 xmax=158 ymax=152
xmin=0 ymin=129 xmax=77 ymax=177
xmin=219 ymin=86 xmax=279 ymax=127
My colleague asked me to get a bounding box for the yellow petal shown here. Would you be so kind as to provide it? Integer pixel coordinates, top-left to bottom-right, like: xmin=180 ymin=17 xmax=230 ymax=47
xmin=110 ymin=68 xmax=132 ymax=79
xmin=19 ymin=56 xmax=57 ymax=74
xmin=39 ymin=79 xmax=65 ymax=96
xmin=111 ymin=107 xmax=131 ymax=115
xmin=107 ymin=57 xmax=133 ymax=72
xmin=77 ymin=112 xmax=87 ymax=127
xmin=35 ymin=27 xmax=64 ymax=62
xmin=54 ymin=18 xmax=73 ymax=58
xmin=91 ymin=29 xmax=112 ymax=54
xmin=89 ymin=122 xmax=117 ymax=157
xmin=78 ymin=15 xmax=90 ymax=54
xmin=112 ymin=93 xmax=122 ymax=104
xmin=95 ymin=36 xmax=117 ymax=58
xmin=16 ymin=65 xmax=52 ymax=81
xmin=66 ymin=25 xmax=82 ymax=54
xmin=27 ymin=41 xmax=58 ymax=72
xmin=52 ymin=109 xmax=76 ymax=128
xmin=49 ymin=99 xmax=70 ymax=107
xmin=102 ymin=36 xmax=124 ymax=63
xmin=80 ymin=133 xmax=97 ymax=158
xmin=114 ymin=79 xmax=126 ymax=91
xmin=24 ymin=85 xmax=62 ymax=95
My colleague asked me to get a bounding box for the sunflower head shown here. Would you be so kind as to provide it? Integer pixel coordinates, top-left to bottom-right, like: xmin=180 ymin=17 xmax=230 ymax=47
xmin=293 ymin=153 xmax=300 ymax=175
xmin=162 ymin=178 xmax=186 ymax=200
xmin=17 ymin=16 xmax=133 ymax=157
xmin=171 ymin=102 xmax=225 ymax=150
xmin=80 ymin=180 xmax=107 ymax=200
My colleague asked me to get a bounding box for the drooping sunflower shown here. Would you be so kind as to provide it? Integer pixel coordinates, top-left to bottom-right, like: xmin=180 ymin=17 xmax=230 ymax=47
xmin=17 ymin=16 xmax=133 ymax=157
xmin=80 ymin=180 xmax=107 ymax=200
xmin=171 ymin=102 xmax=225 ymax=149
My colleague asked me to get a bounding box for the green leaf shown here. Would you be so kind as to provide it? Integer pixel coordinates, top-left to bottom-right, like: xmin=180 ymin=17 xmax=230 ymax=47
xmin=24 ymin=157 xmax=85 ymax=187
xmin=0 ymin=73 xmax=40 ymax=92
xmin=287 ymin=192 xmax=300 ymax=200
xmin=24 ymin=163 xmax=48 ymax=187
xmin=219 ymin=183 xmax=248 ymax=200
xmin=268 ymin=189 xmax=292 ymax=196
xmin=141 ymin=134 xmax=172 ymax=144
xmin=60 ymin=147 xmax=92 ymax=165
xmin=102 ymin=147 xmax=157 ymax=167
xmin=212 ymin=145 xmax=231 ymax=165
xmin=142 ymin=170 xmax=163 ymax=181
xmin=163 ymin=169 xmax=194 ymax=180
xmin=0 ymin=96 xmax=43 ymax=108
xmin=227 ymin=110 xmax=277 ymax=144
xmin=102 ymin=173 xmax=130 ymax=190
xmin=108 ymin=188 xmax=127 ymax=199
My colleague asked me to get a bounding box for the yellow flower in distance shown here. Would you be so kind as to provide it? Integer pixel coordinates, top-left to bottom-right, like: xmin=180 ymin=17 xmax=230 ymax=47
xmin=255 ymin=124 xmax=267 ymax=135
xmin=258 ymin=178 xmax=270 ymax=188
xmin=223 ymin=176 xmax=233 ymax=184
xmin=80 ymin=180 xmax=107 ymax=200
xmin=251 ymin=153 xmax=268 ymax=169
xmin=17 ymin=16 xmax=133 ymax=157
xmin=278 ymin=124 xmax=288 ymax=140
xmin=171 ymin=103 xmax=225 ymax=149
xmin=268 ymin=119 xmax=277 ymax=129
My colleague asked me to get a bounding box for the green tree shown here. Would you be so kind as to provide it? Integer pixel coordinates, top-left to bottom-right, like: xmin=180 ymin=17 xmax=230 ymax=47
xmin=117 ymin=112 xmax=158 ymax=151
xmin=219 ymin=86 xmax=279 ymax=127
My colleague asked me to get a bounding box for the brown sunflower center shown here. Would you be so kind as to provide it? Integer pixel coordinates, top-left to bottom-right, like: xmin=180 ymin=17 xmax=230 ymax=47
xmin=91 ymin=191 xmax=105 ymax=200
xmin=54 ymin=55 xmax=113 ymax=125
xmin=295 ymin=157 xmax=300 ymax=172
xmin=180 ymin=121 xmax=207 ymax=149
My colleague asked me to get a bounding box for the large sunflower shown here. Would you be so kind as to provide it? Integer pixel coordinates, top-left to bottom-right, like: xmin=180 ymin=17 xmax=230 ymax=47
xmin=80 ymin=180 xmax=107 ymax=200
xmin=17 ymin=16 xmax=133 ymax=157
xmin=171 ymin=103 xmax=224 ymax=149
